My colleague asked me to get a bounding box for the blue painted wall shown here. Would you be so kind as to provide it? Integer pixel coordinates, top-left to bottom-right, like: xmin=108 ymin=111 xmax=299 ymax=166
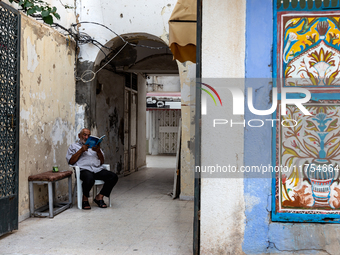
xmin=243 ymin=0 xmax=273 ymax=253
xmin=243 ymin=1 xmax=340 ymax=254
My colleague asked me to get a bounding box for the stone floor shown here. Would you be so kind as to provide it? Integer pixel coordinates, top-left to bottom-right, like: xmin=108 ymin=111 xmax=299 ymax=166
xmin=0 ymin=156 xmax=193 ymax=255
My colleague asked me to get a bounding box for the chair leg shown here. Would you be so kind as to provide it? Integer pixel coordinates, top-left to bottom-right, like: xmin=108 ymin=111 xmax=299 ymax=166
xmin=77 ymin=180 xmax=82 ymax=210
xmin=68 ymin=176 xmax=72 ymax=207
xmin=93 ymin=185 xmax=97 ymax=200
xmin=48 ymin=182 xmax=54 ymax=218
xmin=73 ymin=180 xmax=77 ymax=206
xmin=29 ymin=181 xmax=34 ymax=216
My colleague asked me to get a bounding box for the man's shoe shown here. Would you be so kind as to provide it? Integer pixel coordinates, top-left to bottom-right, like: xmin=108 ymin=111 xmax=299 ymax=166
xmin=94 ymin=198 xmax=107 ymax=208
xmin=82 ymin=201 xmax=91 ymax=210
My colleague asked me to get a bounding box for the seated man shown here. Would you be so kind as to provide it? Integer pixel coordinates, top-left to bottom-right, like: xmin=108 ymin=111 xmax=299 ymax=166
xmin=66 ymin=128 xmax=118 ymax=209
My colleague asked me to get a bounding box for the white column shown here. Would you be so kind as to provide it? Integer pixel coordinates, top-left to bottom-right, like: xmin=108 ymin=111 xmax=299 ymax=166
xmin=201 ymin=0 xmax=246 ymax=254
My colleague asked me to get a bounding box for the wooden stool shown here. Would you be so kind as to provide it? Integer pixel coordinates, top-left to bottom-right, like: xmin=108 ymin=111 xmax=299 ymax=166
xmin=28 ymin=170 xmax=73 ymax=218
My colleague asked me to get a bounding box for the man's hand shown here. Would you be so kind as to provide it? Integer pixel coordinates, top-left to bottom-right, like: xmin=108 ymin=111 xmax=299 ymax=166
xmin=69 ymin=144 xmax=89 ymax=165
xmin=82 ymin=144 xmax=89 ymax=152
xmin=92 ymin=143 xmax=100 ymax=152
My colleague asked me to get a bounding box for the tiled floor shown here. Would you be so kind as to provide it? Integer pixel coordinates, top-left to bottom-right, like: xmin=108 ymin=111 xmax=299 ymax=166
xmin=0 ymin=156 xmax=193 ymax=255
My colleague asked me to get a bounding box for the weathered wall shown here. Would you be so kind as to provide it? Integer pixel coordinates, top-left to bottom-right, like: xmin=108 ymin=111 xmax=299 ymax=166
xmin=75 ymin=61 xmax=95 ymax=133
xmin=147 ymin=76 xmax=181 ymax=92
xmin=19 ymin=15 xmax=76 ymax=221
xmin=96 ymin=70 xmax=125 ymax=174
xmin=137 ymin=73 xmax=146 ymax=169
xmin=200 ymin=0 xmax=246 ymax=254
xmin=95 ymin=71 xmax=146 ymax=173
xmin=73 ymin=0 xmax=184 ymax=179
xmin=178 ymin=61 xmax=195 ymax=200
xmin=74 ymin=0 xmax=177 ymax=150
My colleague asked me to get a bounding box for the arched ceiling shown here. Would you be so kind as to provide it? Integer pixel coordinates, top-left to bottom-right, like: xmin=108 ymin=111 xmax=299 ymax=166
xmin=95 ymin=33 xmax=179 ymax=75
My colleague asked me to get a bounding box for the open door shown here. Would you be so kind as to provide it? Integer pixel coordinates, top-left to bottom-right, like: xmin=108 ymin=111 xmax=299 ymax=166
xmin=0 ymin=2 xmax=20 ymax=237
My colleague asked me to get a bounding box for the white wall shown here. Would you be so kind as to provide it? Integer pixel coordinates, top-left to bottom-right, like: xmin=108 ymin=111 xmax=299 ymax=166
xmin=75 ymin=0 xmax=177 ymax=62
xmin=201 ymin=0 xmax=246 ymax=254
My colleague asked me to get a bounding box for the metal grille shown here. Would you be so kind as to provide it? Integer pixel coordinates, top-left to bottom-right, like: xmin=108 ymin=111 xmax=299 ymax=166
xmin=158 ymin=110 xmax=181 ymax=154
xmin=0 ymin=3 xmax=20 ymax=198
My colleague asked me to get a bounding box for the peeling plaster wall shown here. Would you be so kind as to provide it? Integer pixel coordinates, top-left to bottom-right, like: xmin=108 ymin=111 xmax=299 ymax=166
xmin=96 ymin=70 xmax=125 ymax=174
xmin=178 ymin=61 xmax=195 ymax=200
xmin=201 ymin=0 xmax=246 ymax=254
xmin=95 ymin=72 xmax=146 ymax=173
xmin=75 ymin=60 xmax=95 ymax=131
xmin=74 ymin=0 xmax=182 ymax=179
xmin=137 ymin=74 xmax=147 ymax=169
xmin=19 ymin=15 xmax=76 ymax=221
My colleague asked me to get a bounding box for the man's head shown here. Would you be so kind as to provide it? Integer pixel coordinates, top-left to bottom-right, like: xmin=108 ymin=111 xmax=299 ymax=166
xmin=78 ymin=128 xmax=90 ymax=144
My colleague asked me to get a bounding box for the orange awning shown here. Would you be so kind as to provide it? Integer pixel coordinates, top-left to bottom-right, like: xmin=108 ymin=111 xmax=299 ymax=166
xmin=169 ymin=0 xmax=197 ymax=63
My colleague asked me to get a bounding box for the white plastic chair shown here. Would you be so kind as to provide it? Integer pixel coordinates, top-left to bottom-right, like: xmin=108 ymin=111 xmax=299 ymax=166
xmin=70 ymin=164 xmax=112 ymax=209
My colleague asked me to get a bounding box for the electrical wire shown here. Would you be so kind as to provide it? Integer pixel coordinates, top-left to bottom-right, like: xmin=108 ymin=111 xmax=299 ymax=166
xmin=49 ymin=19 xmax=170 ymax=83
xmin=75 ymin=42 xmax=129 ymax=83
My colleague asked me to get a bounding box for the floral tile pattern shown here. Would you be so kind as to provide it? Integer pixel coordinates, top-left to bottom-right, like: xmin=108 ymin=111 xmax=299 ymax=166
xmin=277 ymin=103 xmax=340 ymax=213
xmin=278 ymin=13 xmax=340 ymax=88
xmin=275 ymin=12 xmax=340 ymax=218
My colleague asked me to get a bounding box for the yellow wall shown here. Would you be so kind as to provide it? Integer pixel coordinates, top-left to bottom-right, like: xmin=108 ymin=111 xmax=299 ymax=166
xmin=178 ymin=61 xmax=196 ymax=199
xmin=19 ymin=15 xmax=76 ymax=221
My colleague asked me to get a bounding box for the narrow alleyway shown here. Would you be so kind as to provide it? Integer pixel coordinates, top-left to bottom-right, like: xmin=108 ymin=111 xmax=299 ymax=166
xmin=0 ymin=156 xmax=193 ymax=255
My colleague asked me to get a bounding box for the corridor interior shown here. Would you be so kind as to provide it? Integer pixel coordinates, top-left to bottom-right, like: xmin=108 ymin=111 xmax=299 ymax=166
xmin=0 ymin=155 xmax=193 ymax=255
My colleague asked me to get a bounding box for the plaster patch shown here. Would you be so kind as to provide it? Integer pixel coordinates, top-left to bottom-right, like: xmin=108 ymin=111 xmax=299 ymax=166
xmin=51 ymin=118 xmax=67 ymax=145
xmin=244 ymin=193 xmax=261 ymax=213
xmin=50 ymin=118 xmax=73 ymax=163
xmin=38 ymin=92 xmax=46 ymax=100
xmin=20 ymin=109 xmax=30 ymax=120
xmin=181 ymin=83 xmax=191 ymax=103
xmin=33 ymin=135 xmax=40 ymax=144
xmin=75 ymin=104 xmax=85 ymax=139
xmin=26 ymin=37 xmax=39 ymax=72
xmin=161 ymin=6 xmax=166 ymax=15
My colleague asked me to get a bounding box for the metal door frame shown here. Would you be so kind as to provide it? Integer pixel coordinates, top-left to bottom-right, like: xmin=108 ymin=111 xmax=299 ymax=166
xmin=0 ymin=1 xmax=20 ymax=237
